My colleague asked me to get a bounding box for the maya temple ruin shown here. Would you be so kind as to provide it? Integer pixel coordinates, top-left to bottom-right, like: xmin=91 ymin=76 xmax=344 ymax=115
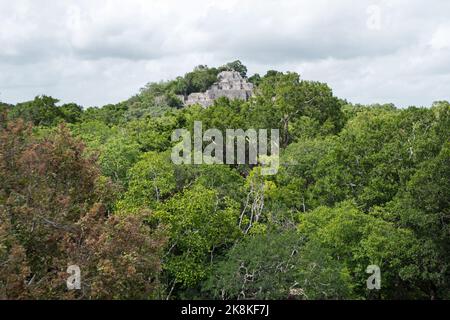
xmin=178 ymin=71 xmax=254 ymax=108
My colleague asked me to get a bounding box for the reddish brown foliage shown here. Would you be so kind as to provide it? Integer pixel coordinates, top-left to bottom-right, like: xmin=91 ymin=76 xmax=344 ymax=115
xmin=0 ymin=120 xmax=166 ymax=299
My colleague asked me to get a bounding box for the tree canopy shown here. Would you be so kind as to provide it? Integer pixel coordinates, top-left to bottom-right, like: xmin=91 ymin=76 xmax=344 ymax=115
xmin=1 ymin=62 xmax=449 ymax=300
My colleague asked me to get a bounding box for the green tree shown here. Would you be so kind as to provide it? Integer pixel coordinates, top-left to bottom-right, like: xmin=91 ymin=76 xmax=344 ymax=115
xmin=153 ymin=184 xmax=240 ymax=293
xmin=116 ymin=151 xmax=176 ymax=212
xmin=98 ymin=136 xmax=141 ymax=185
xmin=298 ymin=202 xmax=425 ymax=299
xmin=248 ymin=73 xmax=262 ymax=86
xmin=252 ymin=72 xmax=342 ymax=147
xmin=386 ymin=141 xmax=450 ymax=299
xmin=182 ymin=65 xmax=219 ymax=94
xmin=81 ymin=102 xmax=128 ymax=125
xmin=205 ymin=231 xmax=354 ymax=300
xmin=9 ymin=95 xmax=62 ymax=126
xmin=60 ymin=103 xmax=83 ymax=123
xmin=220 ymin=60 xmax=248 ymax=78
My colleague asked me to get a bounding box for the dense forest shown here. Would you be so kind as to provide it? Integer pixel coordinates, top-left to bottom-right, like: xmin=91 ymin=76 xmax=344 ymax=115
xmin=1 ymin=61 xmax=449 ymax=300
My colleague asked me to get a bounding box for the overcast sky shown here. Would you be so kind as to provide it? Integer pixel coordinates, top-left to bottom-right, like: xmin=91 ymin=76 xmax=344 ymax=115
xmin=1 ymin=0 xmax=449 ymax=108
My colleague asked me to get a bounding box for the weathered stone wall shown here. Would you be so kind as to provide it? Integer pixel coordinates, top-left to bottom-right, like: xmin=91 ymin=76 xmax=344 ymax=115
xmin=183 ymin=71 xmax=254 ymax=108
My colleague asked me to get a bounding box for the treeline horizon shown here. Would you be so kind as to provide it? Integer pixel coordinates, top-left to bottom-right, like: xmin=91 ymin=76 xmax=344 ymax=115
xmin=1 ymin=61 xmax=449 ymax=300
xmin=1 ymin=60 xmax=436 ymax=113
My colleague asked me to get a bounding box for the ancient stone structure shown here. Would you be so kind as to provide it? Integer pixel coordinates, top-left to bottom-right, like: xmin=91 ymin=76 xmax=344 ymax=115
xmin=181 ymin=71 xmax=254 ymax=108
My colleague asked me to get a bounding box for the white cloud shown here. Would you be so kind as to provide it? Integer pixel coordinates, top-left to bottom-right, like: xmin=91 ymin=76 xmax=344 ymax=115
xmin=0 ymin=0 xmax=449 ymax=107
xmin=430 ymin=24 xmax=450 ymax=50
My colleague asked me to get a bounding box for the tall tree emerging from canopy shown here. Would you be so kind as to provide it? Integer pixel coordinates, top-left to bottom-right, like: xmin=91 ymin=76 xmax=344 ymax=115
xmin=252 ymin=72 xmax=343 ymax=147
xmin=8 ymin=96 xmax=83 ymax=126
xmin=220 ymin=60 xmax=248 ymax=78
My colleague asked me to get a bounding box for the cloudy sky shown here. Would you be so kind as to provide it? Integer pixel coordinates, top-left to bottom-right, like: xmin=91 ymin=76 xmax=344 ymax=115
xmin=1 ymin=0 xmax=449 ymax=108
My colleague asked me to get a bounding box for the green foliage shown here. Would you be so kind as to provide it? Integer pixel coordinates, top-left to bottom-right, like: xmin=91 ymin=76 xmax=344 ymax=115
xmin=116 ymin=151 xmax=176 ymax=212
xmin=9 ymin=96 xmax=83 ymax=126
xmin=168 ymin=65 xmax=220 ymax=97
xmin=2 ymin=61 xmax=449 ymax=300
xmin=191 ymin=165 xmax=245 ymax=201
xmin=298 ymin=202 xmax=425 ymax=299
xmin=69 ymin=120 xmax=121 ymax=151
xmin=293 ymin=240 xmax=355 ymax=299
xmin=248 ymin=73 xmax=262 ymax=86
xmin=219 ymin=60 xmax=248 ymax=78
xmin=154 ymin=184 xmax=241 ymax=289
xmin=81 ymin=102 xmax=128 ymax=125
xmin=205 ymin=231 xmax=354 ymax=299
xmin=59 ymin=103 xmax=83 ymax=123
xmin=385 ymin=141 xmax=450 ymax=298
xmin=126 ymin=114 xmax=179 ymax=152
xmin=205 ymin=231 xmax=304 ymax=299
xmin=268 ymin=137 xmax=336 ymax=215
xmin=311 ymin=106 xmax=446 ymax=211
xmin=124 ymin=90 xmax=176 ymax=120
xmin=98 ymin=136 xmax=141 ymax=185
xmin=9 ymin=96 xmax=61 ymax=126
xmin=251 ymin=72 xmax=343 ymax=147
